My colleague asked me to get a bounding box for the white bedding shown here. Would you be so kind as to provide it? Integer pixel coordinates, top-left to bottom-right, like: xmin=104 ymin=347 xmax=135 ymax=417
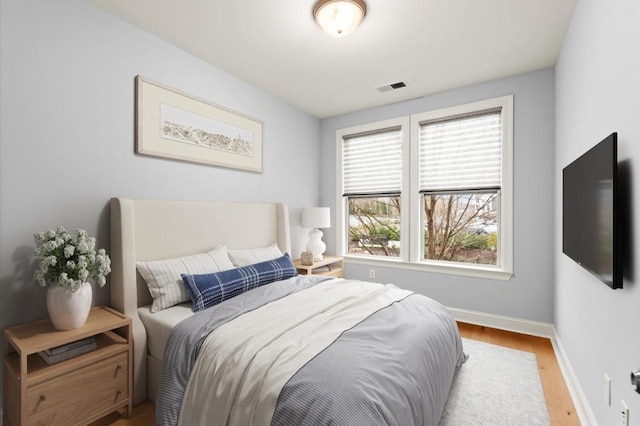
xmin=138 ymin=303 xmax=194 ymax=361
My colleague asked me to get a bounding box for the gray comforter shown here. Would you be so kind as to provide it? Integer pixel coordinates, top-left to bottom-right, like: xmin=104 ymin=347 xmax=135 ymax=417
xmin=156 ymin=276 xmax=465 ymax=425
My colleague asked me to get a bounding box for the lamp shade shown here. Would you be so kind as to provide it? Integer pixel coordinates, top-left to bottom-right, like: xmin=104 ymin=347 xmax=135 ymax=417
xmin=301 ymin=207 xmax=331 ymax=229
xmin=313 ymin=0 xmax=367 ymax=38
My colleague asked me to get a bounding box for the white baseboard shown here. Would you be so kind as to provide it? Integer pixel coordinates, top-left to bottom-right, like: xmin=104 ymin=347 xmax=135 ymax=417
xmin=447 ymin=307 xmax=555 ymax=338
xmin=447 ymin=306 xmax=595 ymax=425
xmin=551 ymin=328 xmax=598 ymax=426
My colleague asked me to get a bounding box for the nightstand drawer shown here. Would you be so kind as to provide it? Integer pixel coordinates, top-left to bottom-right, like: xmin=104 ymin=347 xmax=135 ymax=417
xmin=26 ymin=352 xmax=128 ymax=424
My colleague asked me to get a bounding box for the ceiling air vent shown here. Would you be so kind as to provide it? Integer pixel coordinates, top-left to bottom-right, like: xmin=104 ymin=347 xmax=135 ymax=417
xmin=376 ymin=81 xmax=407 ymax=93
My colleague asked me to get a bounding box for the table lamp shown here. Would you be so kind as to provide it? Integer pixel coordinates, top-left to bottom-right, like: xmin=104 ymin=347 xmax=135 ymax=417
xmin=301 ymin=207 xmax=331 ymax=261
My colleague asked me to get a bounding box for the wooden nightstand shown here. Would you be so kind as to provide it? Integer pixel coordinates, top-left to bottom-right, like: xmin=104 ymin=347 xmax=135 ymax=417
xmin=2 ymin=306 xmax=132 ymax=426
xmin=294 ymin=255 xmax=344 ymax=278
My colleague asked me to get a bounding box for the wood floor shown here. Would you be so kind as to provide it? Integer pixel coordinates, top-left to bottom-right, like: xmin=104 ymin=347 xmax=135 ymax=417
xmin=96 ymin=322 xmax=579 ymax=426
xmin=457 ymin=322 xmax=579 ymax=426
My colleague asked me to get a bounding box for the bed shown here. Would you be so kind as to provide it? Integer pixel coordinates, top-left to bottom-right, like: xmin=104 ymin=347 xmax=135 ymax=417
xmin=110 ymin=197 xmax=465 ymax=425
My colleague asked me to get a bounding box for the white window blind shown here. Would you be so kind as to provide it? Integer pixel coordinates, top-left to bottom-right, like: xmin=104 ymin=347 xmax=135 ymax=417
xmin=419 ymin=111 xmax=502 ymax=192
xmin=343 ymin=128 xmax=402 ymax=195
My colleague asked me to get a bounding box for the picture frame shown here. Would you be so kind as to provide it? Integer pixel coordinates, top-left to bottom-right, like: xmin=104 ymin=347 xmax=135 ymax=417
xmin=135 ymin=75 xmax=263 ymax=172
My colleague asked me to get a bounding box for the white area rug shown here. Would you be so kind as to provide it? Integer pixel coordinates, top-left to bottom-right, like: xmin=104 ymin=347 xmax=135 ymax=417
xmin=439 ymin=338 xmax=550 ymax=425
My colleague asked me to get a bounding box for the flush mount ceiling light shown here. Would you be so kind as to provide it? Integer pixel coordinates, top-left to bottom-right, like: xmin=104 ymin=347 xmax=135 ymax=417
xmin=313 ymin=0 xmax=367 ymax=38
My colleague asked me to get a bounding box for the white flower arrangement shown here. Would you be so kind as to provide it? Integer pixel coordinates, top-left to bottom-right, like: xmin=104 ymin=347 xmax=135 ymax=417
xmin=33 ymin=227 xmax=111 ymax=293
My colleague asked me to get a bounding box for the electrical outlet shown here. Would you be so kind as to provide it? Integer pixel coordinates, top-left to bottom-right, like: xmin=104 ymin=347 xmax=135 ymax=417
xmin=369 ymin=269 xmax=375 ymax=279
xmin=604 ymin=373 xmax=612 ymax=405
xmin=621 ymin=400 xmax=629 ymax=426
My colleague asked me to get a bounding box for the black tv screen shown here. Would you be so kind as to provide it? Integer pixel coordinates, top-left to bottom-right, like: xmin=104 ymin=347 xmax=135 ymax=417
xmin=563 ymin=132 xmax=621 ymax=289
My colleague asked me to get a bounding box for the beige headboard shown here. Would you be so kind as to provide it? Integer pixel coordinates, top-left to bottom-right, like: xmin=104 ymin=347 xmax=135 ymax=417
xmin=110 ymin=198 xmax=291 ymax=404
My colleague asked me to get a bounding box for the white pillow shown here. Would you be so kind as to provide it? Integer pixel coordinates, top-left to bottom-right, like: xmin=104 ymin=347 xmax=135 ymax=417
xmin=136 ymin=245 xmax=235 ymax=312
xmin=227 ymin=243 xmax=283 ymax=267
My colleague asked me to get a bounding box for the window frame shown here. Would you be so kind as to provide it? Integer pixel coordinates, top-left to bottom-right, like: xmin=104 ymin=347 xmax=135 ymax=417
xmin=336 ymin=95 xmax=513 ymax=280
xmin=336 ymin=117 xmax=411 ymax=262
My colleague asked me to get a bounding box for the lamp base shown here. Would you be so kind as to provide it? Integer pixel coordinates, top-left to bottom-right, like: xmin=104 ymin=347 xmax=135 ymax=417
xmin=306 ymin=228 xmax=326 ymax=261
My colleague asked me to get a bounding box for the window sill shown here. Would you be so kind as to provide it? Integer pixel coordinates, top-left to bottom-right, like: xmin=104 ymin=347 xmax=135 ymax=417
xmin=343 ymin=255 xmax=513 ymax=281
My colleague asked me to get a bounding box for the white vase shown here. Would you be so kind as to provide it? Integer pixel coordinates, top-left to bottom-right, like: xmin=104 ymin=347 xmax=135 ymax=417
xmin=46 ymin=282 xmax=93 ymax=330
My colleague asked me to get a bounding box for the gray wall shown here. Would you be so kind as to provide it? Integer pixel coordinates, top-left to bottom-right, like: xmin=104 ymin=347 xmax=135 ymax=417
xmin=555 ymin=0 xmax=640 ymax=423
xmin=320 ymin=69 xmax=556 ymax=323
xmin=0 ymin=0 xmax=320 ymax=401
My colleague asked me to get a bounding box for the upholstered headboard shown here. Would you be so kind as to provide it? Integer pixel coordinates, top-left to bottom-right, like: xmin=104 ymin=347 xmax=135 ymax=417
xmin=110 ymin=198 xmax=291 ymax=404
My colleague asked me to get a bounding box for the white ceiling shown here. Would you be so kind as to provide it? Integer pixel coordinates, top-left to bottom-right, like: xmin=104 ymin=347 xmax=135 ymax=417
xmin=91 ymin=0 xmax=576 ymax=119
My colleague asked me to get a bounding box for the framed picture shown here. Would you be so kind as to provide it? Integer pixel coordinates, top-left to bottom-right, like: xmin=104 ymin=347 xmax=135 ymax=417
xmin=135 ymin=75 xmax=263 ymax=172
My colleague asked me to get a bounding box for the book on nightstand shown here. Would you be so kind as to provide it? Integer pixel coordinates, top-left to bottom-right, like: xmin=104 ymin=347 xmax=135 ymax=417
xmin=38 ymin=336 xmax=97 ymax=365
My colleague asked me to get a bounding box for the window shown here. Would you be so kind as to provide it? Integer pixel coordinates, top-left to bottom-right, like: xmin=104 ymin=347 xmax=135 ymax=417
xmin=348 ymin=196 xmax=401 ymax=257
xmin=336 ymin=96 xmax=513 ymax=279
xmin=418 ymin=111 xmax=502 ymax=266
xmin=341 ymin=123 xmax=406 ymax=258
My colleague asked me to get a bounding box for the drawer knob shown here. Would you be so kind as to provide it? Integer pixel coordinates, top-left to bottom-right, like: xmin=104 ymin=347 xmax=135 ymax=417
xmin=39 ymin=394 xmax=46 ymax=402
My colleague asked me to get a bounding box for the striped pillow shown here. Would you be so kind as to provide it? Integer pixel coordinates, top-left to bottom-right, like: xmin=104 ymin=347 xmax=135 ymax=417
xmin=227 ymin=243 xmax=283 ymax=267
xmin=181 ymin=253 xmax=298 ymax=312
xmin=137 ymin=245 xmax=235 ymax=312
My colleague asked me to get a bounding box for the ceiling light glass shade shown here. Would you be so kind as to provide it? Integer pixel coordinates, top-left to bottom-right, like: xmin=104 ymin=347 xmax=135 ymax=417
xmin=313 ymin=0 xmax=367 ymax=38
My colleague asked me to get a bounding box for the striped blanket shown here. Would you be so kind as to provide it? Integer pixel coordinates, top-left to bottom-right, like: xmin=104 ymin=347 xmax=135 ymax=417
xmin=156 ymin=276 xmax=465 ymax=426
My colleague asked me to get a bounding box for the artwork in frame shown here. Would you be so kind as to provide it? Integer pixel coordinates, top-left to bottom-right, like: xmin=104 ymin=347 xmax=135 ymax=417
xmin=135 ymin=75 xmax=263 ymax=172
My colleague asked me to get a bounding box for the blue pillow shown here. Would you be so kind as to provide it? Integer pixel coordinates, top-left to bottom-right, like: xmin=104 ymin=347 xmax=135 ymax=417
xmin=181 ymin=253 xmax=298 ymax=312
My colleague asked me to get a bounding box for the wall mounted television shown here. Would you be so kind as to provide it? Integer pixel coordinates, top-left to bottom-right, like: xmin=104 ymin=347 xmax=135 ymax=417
xmin=562 ymin=132 xmax=622 ymax=289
